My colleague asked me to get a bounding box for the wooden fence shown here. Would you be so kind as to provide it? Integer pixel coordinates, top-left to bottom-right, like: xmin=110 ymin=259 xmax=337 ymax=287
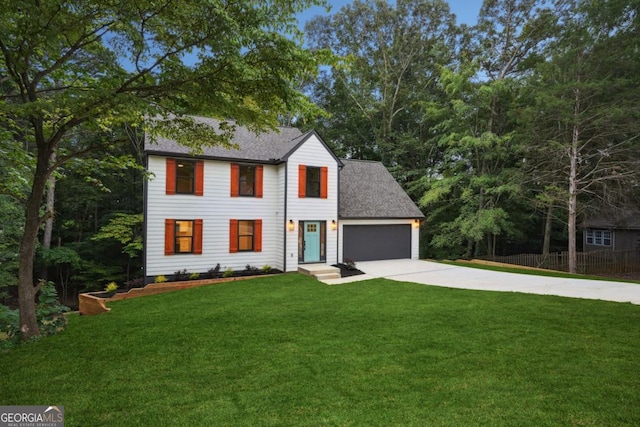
xmin=480 ymin=250 xmax=640 ymax=275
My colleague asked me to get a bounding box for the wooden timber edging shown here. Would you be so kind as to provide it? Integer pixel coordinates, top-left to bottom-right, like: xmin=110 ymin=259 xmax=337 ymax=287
xmin=79 ymin=274 xmax=279 ymax=316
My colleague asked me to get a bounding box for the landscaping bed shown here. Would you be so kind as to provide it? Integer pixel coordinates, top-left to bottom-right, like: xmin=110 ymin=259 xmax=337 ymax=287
xmin=80 ymin=269 xmax=282 ymax=316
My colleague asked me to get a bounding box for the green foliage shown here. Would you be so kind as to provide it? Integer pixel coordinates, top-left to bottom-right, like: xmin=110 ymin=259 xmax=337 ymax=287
xmin=154 ymin=275 xmax=167 ymax=284
xmin=35 ymin=282 xmax=69 ymax=338
xmin=0 ymin=196 xmax=22 ymax=301
xmin=261 ymin=265 xmax=272 ymax=273
xmin=40 ymin=247 xmax=82 ymax=270
xmin=92 ymin=214 xmax=144 ymax=259
xmin=2 ymin=282 xmax=69 ymax=349
xmin=223 ymin=268 xmax=234 ymax=278
xmin=0 ymin=304 xmax=20 ymax=350
xmin=189 ymin=272 xmax=200 ymax=280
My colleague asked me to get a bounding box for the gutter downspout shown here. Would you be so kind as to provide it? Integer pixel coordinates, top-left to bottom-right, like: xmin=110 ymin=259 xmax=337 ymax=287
xmin=283 ymin=161 xmax=288 ymax=272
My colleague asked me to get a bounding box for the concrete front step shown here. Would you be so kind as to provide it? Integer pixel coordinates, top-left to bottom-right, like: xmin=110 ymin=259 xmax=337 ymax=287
xmin=298 ymin=264 xmax=341 ymax=280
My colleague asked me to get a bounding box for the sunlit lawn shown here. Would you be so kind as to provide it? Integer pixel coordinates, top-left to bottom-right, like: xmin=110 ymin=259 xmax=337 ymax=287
xmin=2 ymin=273 xmax=639 ymax=426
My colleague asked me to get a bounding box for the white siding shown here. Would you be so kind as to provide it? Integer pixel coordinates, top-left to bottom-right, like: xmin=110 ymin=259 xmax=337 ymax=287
xmin=338 ymin=219 xmax=420 ymax=262
xmin=145 ymin=155 xmax=284 ymax=278
xmin=284 ymin=135 xmax=340 ymax=271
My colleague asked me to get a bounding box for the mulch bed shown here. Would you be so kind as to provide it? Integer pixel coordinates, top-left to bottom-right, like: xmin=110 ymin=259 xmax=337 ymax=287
xmin=332 ymin=263 xmax=365 ymax=278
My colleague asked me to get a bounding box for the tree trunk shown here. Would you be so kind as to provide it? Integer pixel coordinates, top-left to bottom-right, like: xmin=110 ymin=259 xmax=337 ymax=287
xmin=541 ymin=204 xmax=553 ymax=268
xmin=567 ymin=89 xmax=580 ymax=274
xmin=40 ymin=153 xmax=56 ymax=281
xmin=18 ymin=142 xmax=52 ymax=340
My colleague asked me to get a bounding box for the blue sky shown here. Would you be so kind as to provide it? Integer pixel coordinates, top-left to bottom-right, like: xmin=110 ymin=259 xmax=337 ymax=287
xmin=297 ymin=0 xmax=485 ymax=28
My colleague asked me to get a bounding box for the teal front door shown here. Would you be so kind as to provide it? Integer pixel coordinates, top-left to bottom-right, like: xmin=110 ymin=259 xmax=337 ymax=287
xmin=303 ymin=222 xmax=321 ymax=262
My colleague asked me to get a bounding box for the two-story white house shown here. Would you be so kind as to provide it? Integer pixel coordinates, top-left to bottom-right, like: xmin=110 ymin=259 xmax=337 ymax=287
xmin=143 ymin=116 xmax=424 ymax=282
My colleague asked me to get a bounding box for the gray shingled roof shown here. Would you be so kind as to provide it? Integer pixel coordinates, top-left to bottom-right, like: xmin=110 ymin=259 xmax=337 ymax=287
xmin=339 ymin=159 xmax=424 ymax=219
xmin=144 ymin=116 xmax=308 ymax=162
xmin=583 ymin=211 xmax=640 ymax=229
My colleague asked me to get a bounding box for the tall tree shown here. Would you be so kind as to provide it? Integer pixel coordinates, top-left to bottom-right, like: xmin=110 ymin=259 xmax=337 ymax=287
xmin=0 ymin=0 xmax=327 ymax=339
xmin=420 ymin=0 xmax=553 ymax=257
xmin=305 ymin=0 xmax=459 ymax=195
xmin=523 ymin=0 xmax=640 ymax=272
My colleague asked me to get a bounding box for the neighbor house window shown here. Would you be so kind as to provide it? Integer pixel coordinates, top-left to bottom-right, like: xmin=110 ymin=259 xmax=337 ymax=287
xmin=298 ymin=165 xmax=328 ymax=198
xmin=166 ymin=158 xmax=204 ymax=196
xmin=229 ymin=219 xmax=263 ymax=252
xmin=230 ymin=164 xmax=263 ymax=197
xmin=164 ymin=219 xmax=203 ymax=255
xmin=586 ymin=229 xmax=612 ymax=247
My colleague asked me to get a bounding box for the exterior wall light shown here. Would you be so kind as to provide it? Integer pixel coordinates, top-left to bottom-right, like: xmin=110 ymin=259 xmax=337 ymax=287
xmin=414 ymin=219 xmax=420 ymax=229
xmin=288 ymin=220 xmax=295 ymax=231
xmin=331 ymin=220 xmax=337 ymax=230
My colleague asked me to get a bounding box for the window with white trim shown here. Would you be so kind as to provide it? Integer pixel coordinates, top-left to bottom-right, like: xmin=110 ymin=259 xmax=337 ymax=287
xmin=585 ymin=229 xmax=612 ymax=247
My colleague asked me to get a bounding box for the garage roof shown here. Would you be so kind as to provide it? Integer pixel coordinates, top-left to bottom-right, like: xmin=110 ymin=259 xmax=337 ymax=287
xmin=339 ymin=159 xmax=424 ymax=219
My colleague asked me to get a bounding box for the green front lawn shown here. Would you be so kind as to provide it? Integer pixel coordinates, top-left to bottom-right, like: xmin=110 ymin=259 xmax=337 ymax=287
xmin=3 ymin=274 xmax=639 ymax=426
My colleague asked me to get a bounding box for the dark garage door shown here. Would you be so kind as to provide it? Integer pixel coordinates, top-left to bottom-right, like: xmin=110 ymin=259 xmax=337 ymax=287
xmin=343 ymin=224 xmax=411 ymax=262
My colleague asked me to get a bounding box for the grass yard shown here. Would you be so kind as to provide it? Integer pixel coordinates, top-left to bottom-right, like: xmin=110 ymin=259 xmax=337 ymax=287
xmin=2 ymin=273 xmax=640 ymax=426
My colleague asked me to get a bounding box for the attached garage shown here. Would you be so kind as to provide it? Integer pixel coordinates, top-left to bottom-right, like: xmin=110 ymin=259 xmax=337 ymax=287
xmin=343 ymin=224 xmax=411 ymax=261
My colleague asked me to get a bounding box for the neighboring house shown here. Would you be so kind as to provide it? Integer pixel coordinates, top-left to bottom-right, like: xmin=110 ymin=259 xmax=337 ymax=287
xmin=582 ymin=211 xmax=640 ymax=252
xmin=143 ymin=117 xmax=424 ymax=281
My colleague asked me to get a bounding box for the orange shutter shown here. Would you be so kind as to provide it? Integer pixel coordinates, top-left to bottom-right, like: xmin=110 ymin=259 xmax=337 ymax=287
xmin=166 ymin=159 xmax=176 ymax=195
xmin=164 ymin=219 xmax=175 ymax=255
xmin=298 ymin=165 xmax=306 ymax=198
xmin=230 ymin=164 xmax=239 ymax=197
xmin=320 ymin=166 xmax=328 ymax=199
xmin=229 ymin=219 xmax=238 ymax=253
xmin=255 ymin=165 xmax=263 ymax=198
xmin=193 ymin=219 xmax=203 ymax=254
xmin=254 ymin=219 xmax=262 ymax=252
xmin=194 ymin=161 xmax=204 ymax=196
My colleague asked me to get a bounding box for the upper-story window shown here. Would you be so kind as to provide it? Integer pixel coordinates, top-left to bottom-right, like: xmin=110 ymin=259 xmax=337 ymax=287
xmin=298 ymin=165 xmax=328 ymax=199
xmin=176 ymin=160 xmax=195 ymax=194
xmin=231 ymin=164 xmax=263 ymax=197
xmin=586 ymin=229 xmax=612 ymax=247
xmin=239 ymin=165 xmax=255 ymax=196
xmin=305 ymin=167 xmax=321 ymax=198
xmin=166 ymin=158 xmax=204 ymax=196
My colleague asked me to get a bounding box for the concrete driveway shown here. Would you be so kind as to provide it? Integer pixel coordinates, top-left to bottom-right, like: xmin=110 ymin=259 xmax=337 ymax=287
xmin=322 ymin=259 xmax=640 ymax=305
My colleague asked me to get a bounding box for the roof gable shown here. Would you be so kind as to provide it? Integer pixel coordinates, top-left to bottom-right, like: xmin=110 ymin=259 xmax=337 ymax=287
xmin=339 ymin=159 xmax=424 ymax=219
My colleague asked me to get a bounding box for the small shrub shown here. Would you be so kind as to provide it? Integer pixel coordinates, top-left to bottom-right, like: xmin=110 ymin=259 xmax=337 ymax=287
xmin=261 ymin=265 xmax=272 ymax=273
xmin=174 ymin=269 xmax=189 ymax=281
xmin=208 ymin=264 xmax=221 ymax=278
xmin=223 ymin=268 xmax=234 ymax=278
xmin=154 ymin=275 xmax=167 ymax=283
xmin=35 ymin=281 xmax=69 ymax=338
xmin=244 ymin=264 xmax=260 ymax=273
xmin=189 ymin=272 xmax=200 ymax=280
xmin=105 ymin=282 xmax=118 ymax=293
xmin=124 ymin=277 xmax=145 ymax=289
xmin=344 ymin=258 xmax=357 ymax=270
